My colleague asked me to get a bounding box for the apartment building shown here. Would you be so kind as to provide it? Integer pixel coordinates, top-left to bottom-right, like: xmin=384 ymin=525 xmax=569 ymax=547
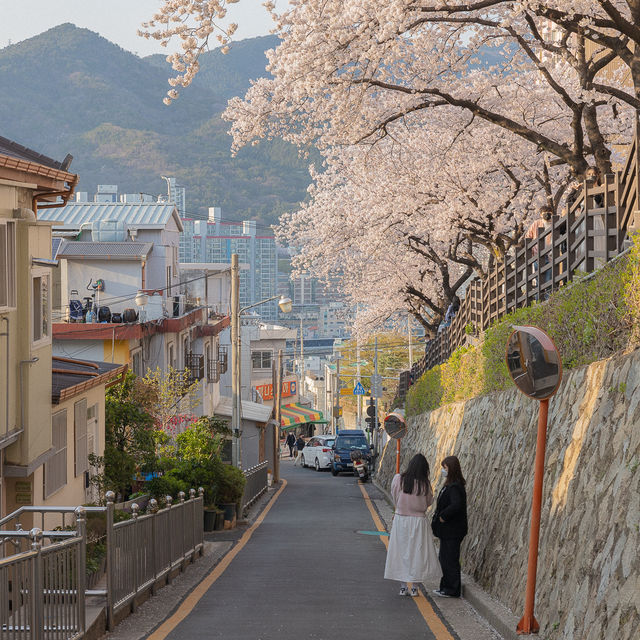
xmin=180 ymin=208 xmax=279 ymax=322
xmin=0 ymin=136 xmax=76 ymax=515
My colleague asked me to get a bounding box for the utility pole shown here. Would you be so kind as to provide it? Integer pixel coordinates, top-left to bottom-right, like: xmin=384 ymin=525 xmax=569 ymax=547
xmin=335 ymin=354 xmax=341 ymax=432
xmin=356 ymin=341 xmax=361 ymax=429
xmin=273 ymin=349 xmax=283 ymax=483
xmin=408 ymin=316 xmax=414 ymax=368
xmin=373 ymin=337 xmax=379 ymax=454
xmin=231 ymin=253 xmax=241 ymax=469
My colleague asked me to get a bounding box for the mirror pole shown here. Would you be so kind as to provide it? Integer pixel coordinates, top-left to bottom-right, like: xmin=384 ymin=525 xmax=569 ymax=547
xmin=395 ymin=439 xmax=401 ymax=474
xmin=517 ymin=397 xmax=549 ymax=635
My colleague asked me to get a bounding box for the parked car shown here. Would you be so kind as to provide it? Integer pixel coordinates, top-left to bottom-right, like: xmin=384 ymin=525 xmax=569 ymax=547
xmin=300 ymin=435 xmax=336 ymax=471
xmin=331 ymin=430 xmax=371 ymax=476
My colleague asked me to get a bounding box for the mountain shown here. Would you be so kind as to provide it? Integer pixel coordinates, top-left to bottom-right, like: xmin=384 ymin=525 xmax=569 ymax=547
xmin=0 ymin=24 xmax=309 ymax=225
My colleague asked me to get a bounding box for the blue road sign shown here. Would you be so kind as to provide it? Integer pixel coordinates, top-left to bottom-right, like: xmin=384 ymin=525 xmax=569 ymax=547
xmin=353 ymin=382 xmax=366 ymax=395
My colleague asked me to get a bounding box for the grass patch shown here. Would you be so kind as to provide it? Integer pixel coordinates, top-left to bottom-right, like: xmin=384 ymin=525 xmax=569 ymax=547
xmin=406 ymin=236 xmax=639 ymax=417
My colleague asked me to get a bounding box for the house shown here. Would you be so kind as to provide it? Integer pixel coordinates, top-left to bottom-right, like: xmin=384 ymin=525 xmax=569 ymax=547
xmin=31 ymin=357 xmax=127 ymax=513
xmin=40 ymin=202 xmax=229 ymax=426
xmin=0 ymin=135 xmax=77 ymax=516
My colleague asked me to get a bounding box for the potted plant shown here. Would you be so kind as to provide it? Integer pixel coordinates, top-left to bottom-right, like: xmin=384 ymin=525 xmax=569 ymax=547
xmin=215 ymin=464 xmax=246 ymax=528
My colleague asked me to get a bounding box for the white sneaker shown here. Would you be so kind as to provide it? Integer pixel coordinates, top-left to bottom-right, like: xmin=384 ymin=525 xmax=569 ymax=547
xmin=410 ymin=587 xmax=419 ymax=597
xmin=399 ymin=587 xmax=408 ymax=596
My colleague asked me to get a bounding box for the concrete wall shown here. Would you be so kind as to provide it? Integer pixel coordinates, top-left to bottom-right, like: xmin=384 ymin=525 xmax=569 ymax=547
xmin=378 ymin=349 xmax=640 ymax=640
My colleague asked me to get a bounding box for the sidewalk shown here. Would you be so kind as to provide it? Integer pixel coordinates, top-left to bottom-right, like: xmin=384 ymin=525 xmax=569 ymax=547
xmin=370 ymin=477 xmax=521 ymax=640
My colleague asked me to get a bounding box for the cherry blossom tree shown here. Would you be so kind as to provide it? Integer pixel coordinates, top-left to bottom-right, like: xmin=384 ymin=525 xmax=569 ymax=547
xmin=278 ymin=111 xmax=553 ymax=334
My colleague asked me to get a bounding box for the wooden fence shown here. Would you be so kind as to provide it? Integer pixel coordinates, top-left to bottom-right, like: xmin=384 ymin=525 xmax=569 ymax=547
xmin=396 ymin=136 xmax=640 ymax=401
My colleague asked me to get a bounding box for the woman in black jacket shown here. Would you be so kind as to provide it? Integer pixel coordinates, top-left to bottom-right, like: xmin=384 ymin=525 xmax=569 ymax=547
xmin=432 ymin=455 xmax=467 ymax=597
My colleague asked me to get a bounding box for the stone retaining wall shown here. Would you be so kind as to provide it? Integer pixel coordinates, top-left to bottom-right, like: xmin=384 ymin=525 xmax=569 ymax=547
xmin=378 ymin=349 xmax=640 ymax=640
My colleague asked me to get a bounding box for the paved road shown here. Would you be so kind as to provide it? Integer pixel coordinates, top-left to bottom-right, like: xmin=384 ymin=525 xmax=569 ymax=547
xmin=154 ymin=461 xmax=451 ymax=640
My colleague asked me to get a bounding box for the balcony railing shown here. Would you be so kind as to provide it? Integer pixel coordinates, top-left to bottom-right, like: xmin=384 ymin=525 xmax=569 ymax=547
xmin=184 ymin=353 xmax=205 ymax=384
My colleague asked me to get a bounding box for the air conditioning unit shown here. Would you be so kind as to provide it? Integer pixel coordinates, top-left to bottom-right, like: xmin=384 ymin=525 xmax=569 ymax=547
xmin=173 ymin=294 xmax=185 ymax=318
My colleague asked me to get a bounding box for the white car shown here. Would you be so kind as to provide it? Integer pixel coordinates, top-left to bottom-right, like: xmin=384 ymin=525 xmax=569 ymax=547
xmin=300 ymin=435 xmax=336 ymax=471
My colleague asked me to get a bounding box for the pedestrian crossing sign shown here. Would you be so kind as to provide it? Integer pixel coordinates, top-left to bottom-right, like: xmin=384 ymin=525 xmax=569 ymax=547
xmin=353 ymin=382 xmax=366 ymax=395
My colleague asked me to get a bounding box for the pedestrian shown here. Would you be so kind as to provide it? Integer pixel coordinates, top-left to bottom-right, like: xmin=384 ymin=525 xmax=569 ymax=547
xmin=431 ymin=455 xmax=468 ymax=598
xmin=285 ymin=432 xmax=296 ymax=458
xmin=384 ymin=454 xmax=440 ymax=597
xmin=293 ymin=435 xmax=305 ymax=466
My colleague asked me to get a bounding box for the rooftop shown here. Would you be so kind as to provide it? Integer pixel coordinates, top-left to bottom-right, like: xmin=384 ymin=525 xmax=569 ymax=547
xmin=52 ymin=356 xmax=127 ymax=404
xmin=38 ymin=201 xmax=183 ymax=231
xmin=0 ymin=134 xmax=72 ymax=172
xmin=57 ymin=240 xmax=153 ymax=260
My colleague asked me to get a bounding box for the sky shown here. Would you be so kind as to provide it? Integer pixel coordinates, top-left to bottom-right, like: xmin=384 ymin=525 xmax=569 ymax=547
xmin=0 ymin=0 xmax=279 ymax=56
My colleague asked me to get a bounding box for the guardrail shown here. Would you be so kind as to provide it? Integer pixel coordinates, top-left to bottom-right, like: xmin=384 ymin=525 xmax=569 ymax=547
xmin=0 ymin=489 xmax=204 ymax=638
xmin=241 ymin=461 xmax=269 ymax=514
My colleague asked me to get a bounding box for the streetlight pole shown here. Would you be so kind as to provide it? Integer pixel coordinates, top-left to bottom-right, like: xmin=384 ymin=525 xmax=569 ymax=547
xmin=230 ymin=252 xmax=292 ymax=469
xmin=231 ymin=254 xmax=241 ymax=468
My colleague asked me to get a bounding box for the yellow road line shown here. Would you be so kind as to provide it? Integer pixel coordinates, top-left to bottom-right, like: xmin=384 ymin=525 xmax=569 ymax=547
xmin=147 ymin=480 xmax=288 ymax=640
xmin=358 ymin=483 xmax=455 ymax=640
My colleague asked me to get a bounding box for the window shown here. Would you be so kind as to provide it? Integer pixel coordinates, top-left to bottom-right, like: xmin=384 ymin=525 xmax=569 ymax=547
xmin=32 ymin=271 xmax=50 ymax=344
xmin=86 ymin=403 xmax=99 ymax=457
xmin=168 ymin=343 xmax=175 ymax=369
xmin=74 ymin=398 xmax=88 ymax=477
xmin=44 ymin=410 xmax=67 ymax=498
xmin=251 ymin=350 xmax=272 ymax=369
xmin=0 ymin=221 xmax=16 ymax=310
xmin=166 ymin=266 xmax=172 ymax=296
xmin=131 ymin=349 xmax=143 ymax=377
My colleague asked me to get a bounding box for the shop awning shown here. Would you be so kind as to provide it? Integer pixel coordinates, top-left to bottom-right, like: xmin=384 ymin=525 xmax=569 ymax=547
xmin=280 ymin=403 xmax=324 ymax=429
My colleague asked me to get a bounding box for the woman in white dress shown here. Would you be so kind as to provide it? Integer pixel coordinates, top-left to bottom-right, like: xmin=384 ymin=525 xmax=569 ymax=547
xmin=384 ymin=454 xmax=441 ymax=596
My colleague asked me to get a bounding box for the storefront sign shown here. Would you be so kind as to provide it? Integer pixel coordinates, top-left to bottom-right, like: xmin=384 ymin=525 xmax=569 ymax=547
xmin=255 ymin=379 xmax=297 ymax=401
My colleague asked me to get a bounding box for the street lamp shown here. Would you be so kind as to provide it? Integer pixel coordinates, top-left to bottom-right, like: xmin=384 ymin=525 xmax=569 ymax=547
xmin=231 ymin=253 xmax=292 ymax=468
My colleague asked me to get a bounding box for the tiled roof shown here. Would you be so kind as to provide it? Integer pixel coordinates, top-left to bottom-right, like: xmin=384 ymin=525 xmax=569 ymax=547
xmin=57 ymin=241 xmax=153 ymax=259
xmin=52 ymin=357 xmax=127 ymax=404
xmin=0 ymin=134 xmax=71 ymax=171
xmin=37 ymin=202 xmax=182 ymax=230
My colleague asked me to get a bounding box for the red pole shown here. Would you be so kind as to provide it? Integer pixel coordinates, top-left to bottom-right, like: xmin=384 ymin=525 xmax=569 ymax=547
xmin=395 ymin=439 xmax=401 ymax=474
xmin=517 ymin=398 xmax=549 ymax=635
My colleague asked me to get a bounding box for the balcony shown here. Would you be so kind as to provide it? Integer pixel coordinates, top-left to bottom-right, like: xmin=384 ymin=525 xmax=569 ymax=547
xmin=184 ymin=352 xmax=205 ymax=384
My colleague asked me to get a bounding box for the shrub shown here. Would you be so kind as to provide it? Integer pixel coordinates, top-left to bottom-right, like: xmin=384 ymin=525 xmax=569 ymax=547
xmin=215 ymin=463 xmax=246 ymax=505
xmin=406 ymin=239 xmax=640 ymax=417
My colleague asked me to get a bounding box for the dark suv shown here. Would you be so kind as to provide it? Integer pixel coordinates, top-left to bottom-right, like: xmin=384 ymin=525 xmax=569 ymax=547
xmin=331 ymin=429 xmax=371 ymax=476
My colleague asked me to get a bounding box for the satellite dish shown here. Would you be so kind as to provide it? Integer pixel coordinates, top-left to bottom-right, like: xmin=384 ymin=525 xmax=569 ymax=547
xmin=384 ymin=410 xmax=407 ymax=440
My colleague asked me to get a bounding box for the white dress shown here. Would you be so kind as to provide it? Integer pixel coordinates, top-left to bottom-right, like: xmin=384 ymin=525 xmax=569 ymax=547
xmin=384 ymin=474 xmax=441 ymax=583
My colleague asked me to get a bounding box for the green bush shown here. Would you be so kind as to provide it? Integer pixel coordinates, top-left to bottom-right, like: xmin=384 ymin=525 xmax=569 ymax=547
xmin=215 ymin=463 xmax=246 ymax=505
xmin=406 ymin=241 xmax=638 ymax=417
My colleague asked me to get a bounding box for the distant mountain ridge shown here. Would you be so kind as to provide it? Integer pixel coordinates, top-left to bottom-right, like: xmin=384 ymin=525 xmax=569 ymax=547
xmin=0 ymin=24 xmax=306 ymax=225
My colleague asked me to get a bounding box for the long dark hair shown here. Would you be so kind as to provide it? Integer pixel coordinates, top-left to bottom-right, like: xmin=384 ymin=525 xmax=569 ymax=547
xmin=442 ymin=455 xmax=466 ymax=487
xmin=401 ymin=454 xmax=430 ymax=496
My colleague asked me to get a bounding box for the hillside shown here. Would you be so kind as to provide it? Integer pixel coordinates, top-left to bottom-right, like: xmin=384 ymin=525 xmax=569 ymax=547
xmin=0 ymin=25 xmax=308 ymax=225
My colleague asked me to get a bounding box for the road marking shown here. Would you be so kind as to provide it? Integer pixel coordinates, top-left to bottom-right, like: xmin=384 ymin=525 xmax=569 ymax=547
xmin=146 ymin=480 xmax=288 ymax=640
xmin=358 ymin=483 xmax=456 ymax=640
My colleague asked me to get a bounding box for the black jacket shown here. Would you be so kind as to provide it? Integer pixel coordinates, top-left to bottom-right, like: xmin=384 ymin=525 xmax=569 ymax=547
xmin=285 ymin=434 xmax=296 ymax=446
xmin=434 ymin=482 xmax=468 ymax=540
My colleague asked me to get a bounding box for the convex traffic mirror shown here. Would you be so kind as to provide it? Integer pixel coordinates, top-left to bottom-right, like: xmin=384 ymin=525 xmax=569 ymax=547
xmin=505 ymin=325 xmax=562 ymax=400
xmin=384 ymin=410 xmax=407 ymax=440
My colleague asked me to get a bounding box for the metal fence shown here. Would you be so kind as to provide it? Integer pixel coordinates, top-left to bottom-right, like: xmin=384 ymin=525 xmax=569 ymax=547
xmin=241 ymin=461 xmax=269 ymax=514
xmin=0 ymin=488 xmax=204 ymax=638
xmin=395 ymin=138 xmax=640 ymax=401
xmin=0 ymin=509 xmax=86 ymax=640
xmin=105 ymin=489 xmax=204 ymax=629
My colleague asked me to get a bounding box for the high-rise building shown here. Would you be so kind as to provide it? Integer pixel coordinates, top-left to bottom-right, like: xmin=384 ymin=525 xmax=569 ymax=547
xmin=180 ymin=208 xmax=279 ymax=321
